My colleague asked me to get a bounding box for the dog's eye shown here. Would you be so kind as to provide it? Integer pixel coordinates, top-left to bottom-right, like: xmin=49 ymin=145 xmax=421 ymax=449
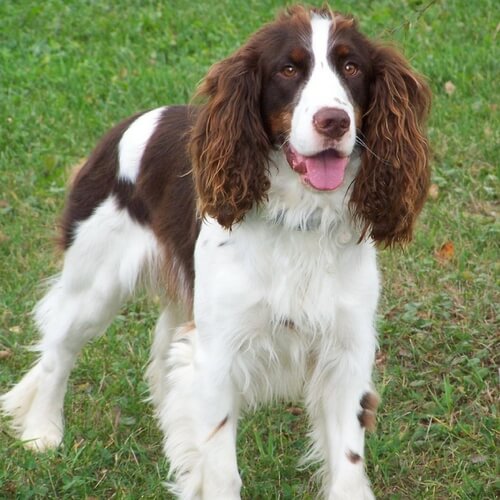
xmin=280 ymin=64 xmax=297 ymax=78
xmin=343 ymin=62 xmax=360 ymax=77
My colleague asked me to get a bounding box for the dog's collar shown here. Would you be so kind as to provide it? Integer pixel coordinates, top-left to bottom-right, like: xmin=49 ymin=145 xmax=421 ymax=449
xmin=268 ymin=208 xmax=323 ymax=232
xmin=267 ymin=208 xmax=355 ymax=245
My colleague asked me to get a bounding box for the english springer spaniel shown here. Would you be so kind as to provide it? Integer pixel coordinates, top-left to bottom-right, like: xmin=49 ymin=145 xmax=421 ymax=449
xmin=2 ymin=5 xmax=431 ymax=499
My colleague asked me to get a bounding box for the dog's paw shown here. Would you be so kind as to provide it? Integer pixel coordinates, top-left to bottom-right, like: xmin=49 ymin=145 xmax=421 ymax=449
xmin=1 ymin=365 xmax=64 ymax=452
xmin=20 ymin=424 xmax=63 ymax=451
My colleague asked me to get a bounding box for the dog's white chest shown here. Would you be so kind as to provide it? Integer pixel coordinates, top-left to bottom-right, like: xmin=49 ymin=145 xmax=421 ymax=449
xmin=194 ymin=217 xmax=379 ymax=340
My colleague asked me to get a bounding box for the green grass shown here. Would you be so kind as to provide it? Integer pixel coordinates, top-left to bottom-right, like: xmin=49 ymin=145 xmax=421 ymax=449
xmin=0 ymin=0 xmax=498 ymax=498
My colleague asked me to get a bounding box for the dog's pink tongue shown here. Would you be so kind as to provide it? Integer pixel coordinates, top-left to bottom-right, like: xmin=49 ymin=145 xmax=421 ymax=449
xmin=303 ymin=150 xmax=349 ymax=191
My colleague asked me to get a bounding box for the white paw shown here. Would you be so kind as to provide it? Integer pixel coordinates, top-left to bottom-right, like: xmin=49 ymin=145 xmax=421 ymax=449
xmin=21 ymin=425 xmax=63 ymax=451
xmin=329 ymin=489 xmax=374 ymax=500
xmin=330 ymin=489 xmax=375 ymax=500
xmin=329 ymin=479 xmax=375 ymax=500
xmin=202 ymin=472 xmax=242 ymax=500
xmin=1 ymin=364 xmax=64 ymax=452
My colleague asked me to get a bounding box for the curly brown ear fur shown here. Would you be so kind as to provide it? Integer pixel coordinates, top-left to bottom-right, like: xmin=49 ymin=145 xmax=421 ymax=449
xmin=351 ymin=44 xmax=431 ymax=246
xmin=190 ymin=45 xmax=271 ymax=229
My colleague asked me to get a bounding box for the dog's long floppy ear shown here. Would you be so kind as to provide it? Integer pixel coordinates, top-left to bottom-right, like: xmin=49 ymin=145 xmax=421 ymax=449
xmin=190 ymin=44 xmax=271 ymax=229
xmin=351 ymin=44 xmax=432 ymax=246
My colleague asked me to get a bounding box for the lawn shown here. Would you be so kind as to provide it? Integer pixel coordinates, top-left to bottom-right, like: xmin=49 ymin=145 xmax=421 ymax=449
xmin=0 ymin=0 xmax=498 ymax=498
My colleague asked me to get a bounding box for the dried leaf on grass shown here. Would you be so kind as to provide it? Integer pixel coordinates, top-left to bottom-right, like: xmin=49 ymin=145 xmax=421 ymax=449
xmin=435 ymin=241 xmax=455 ymax=262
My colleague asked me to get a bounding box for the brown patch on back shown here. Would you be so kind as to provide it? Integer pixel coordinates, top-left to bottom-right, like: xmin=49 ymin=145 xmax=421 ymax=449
xmin=60 ymin=106 xmax=200 ymax=307
xmin=59 ymin=112 xmax=144 ymax=249
xmin=358 ymin=391 xmax=380 ymax=432
xmin=137 ymin=106 xmax=200 ymax=307
xmin=114 ymin=178 xmax=150 ymax=224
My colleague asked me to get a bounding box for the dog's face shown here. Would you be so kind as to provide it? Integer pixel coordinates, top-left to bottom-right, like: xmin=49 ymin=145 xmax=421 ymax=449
xmin=259 ymin=12 xmax=374 ymax=191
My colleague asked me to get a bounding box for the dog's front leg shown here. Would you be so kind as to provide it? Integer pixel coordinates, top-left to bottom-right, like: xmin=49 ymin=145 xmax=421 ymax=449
xmin=161 ymin=323 xmax=242 ymax=500
xmin=194 ymin=328 xmax=242 ymax=500
xmin=166 ymin=219 xmax=263 ymax=499
xmin=306 ymin=309 xmax=378 ymax=500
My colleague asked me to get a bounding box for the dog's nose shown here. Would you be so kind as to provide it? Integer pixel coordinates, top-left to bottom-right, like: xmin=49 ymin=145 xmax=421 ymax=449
xmin=313 ymin=108 xmax=350 ymax=139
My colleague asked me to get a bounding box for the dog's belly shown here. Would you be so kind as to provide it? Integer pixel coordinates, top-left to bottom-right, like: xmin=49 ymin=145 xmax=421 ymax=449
xmin=230 ymin=318 xmax=312 ymax=406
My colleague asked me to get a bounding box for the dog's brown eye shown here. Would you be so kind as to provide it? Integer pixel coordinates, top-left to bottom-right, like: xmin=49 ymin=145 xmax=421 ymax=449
xmin=344 ymin=62 xmax=359 ymax=77
xmin=280 ymin=64 xmax=297 ymax=78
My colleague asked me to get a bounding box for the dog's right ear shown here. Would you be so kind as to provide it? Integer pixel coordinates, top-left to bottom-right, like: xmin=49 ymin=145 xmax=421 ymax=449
xmin=189 ymin=45 xmax=271 ymax=229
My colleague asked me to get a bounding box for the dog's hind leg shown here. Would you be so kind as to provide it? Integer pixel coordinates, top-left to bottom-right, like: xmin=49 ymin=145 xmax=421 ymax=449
xmin=145 ymin=303 xmax=190 ymax=411
xmin=1 ymin=196 xmax=161 ymax=451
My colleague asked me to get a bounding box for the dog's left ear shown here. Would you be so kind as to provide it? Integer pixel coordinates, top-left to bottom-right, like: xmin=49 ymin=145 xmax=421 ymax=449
xmin=351 ymin=44 xmax=432 ymax=246
xmin=190 ymin=45 xmax=271 ymax=229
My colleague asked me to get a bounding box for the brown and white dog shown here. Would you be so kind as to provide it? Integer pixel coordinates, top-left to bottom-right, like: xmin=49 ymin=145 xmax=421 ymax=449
xmin=2 ymin=5 xmax=431 ymax=499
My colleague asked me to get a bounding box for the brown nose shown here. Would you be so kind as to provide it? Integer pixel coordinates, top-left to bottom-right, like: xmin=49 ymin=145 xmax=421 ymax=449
xmin=313 ymin=107 xmax=350 ymax=139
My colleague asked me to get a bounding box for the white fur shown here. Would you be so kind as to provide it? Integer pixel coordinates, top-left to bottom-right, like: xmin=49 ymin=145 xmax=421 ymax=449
xmin=118 ymin=106 xmax=166 ymax=182
xmin=290 ymin=15 xmax=356 ymax=157
xmin=1 ymin=197 xmax=162 ymax=450
xmin=169 ymin=192 xmax=378 ymax=498
xmin=158 ymin=202 xmax=378 ymax=498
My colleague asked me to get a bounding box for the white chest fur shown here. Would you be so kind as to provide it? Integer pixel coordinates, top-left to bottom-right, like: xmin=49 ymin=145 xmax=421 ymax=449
xmin=195 ymin=217 xmax=379 ymax=327
xmin=193 ymin=215 xmax=380 ymax=404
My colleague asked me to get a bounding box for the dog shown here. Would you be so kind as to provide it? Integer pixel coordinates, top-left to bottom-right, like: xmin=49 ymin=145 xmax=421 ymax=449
xmin=2 ymin=5 xmax=431 ymax=499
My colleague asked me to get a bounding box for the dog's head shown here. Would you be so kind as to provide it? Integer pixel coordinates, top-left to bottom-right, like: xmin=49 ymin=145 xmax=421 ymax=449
xmin=190 ymin=5 xmax=431 ymax=245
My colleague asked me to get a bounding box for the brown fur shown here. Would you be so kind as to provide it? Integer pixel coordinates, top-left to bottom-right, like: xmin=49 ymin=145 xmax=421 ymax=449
xmin=59 ymin=113 xmax=144 ymax=249
xmin=278 ymin=5 xmax=316 ymax=31
xmin=351 ymin=44 xmax=432 ymax=246
xmin=136 ymin=106 xmax=200 ymax=306
xmin=60 ymin=106 xmax=200 ymax=305
xmin=358 ymin=391 xmax=380 ymax=431
xmin=347 ymin=450 xmax=362 ymax=464
xmin=189 ymin=43 xmax=271 ymax=229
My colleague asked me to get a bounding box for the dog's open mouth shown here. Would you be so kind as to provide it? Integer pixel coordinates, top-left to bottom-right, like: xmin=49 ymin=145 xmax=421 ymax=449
xmin=285 ymin=144 xmax=350 ymax=191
